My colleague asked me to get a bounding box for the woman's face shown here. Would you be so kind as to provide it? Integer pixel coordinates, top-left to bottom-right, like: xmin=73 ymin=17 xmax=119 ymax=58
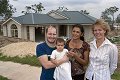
xmin=93 ymin=25 xmax=106 ymax=40
xmin=46 ymin=27 xmax=57 ymax=43
xmin=72 ymin=27 xmax=82 ymax=40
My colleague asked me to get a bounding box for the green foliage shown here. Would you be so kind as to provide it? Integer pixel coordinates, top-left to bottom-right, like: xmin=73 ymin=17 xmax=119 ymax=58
xmin=22 ymin=2 xmax=45 ymax=14
xmin=31 ymin=2 xmax=45 ymax=13
xmin=111 ymin=72 xmax=120 ymax=80
xmin=80 ymin=10 xmax=89 ymax=15
xmin=56 ymin=6 xmax=68 ymax=11
xmin=0 ymin=0 xmax=16 ymax=19
xmin=0 ymin=53 xmax=41 ymax=67
xmin=101 ymin=6 xmax=119 ymax=30
xmin=108 ymin=36 xmax=120 ymax=44
xmin=116 ymin=14 xmax=120 ymax=23
xmin=0 ymin=75 xmax=10 ymax=80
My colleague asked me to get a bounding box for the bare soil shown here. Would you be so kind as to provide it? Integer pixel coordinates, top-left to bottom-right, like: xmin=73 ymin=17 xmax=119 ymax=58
xmin=0 ymin=36 xmax=37 ymax=57
xmin=0 ymin=35 xmax=119 ymax=72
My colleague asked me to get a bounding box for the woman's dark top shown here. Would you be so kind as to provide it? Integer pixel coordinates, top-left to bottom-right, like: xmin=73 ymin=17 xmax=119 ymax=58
xmin=65 ymin=39 xmax=90 ymax=76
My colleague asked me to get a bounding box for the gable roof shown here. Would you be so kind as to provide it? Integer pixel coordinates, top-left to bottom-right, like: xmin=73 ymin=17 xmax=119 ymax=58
xmin=3 ymin=10 xmax=97 ymax=25
xmin=48 ymin=10 xmax=69 ymax=20
xmin=55 ymin=11 xmax=96 ymax=24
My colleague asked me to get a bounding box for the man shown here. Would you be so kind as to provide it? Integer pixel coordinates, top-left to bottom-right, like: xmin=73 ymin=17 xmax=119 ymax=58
xmin=36 ymin=25 xmax=68 ymax=80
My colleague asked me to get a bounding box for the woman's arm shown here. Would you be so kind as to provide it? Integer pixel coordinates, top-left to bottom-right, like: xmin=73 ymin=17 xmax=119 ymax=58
xmin=109 ymin=44 xmax=118 ymax=75
xmin=74 ymin=50 xmax=89 ymax=65
xmin=69 ymin=50 xmax=89 ymax=66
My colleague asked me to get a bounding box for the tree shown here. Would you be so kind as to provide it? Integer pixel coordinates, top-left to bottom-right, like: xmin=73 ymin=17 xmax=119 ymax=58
xmin=101 ymin=6 xmax=119 ymax=30
xmin=0 ymin=0 xmax=16 ymax=19
xmin=21 ymin=6 xmax=32 ymax=14
xmin=80 ymin=10 xmax=89 ymax=15
xmin=116 ymin=14 xmax=120 ymax=23
xmin=101 ymin=10 xmax=112 ymax=23
xmin=22 ymin=2 xmax=45 ymax=14
xmin=56 ymin=6 xmax=68 ymax=11
xmin=107 ymin=6 xmax=119 ymax=28
xmin=31 ymin=2 xmax=45 ymax=13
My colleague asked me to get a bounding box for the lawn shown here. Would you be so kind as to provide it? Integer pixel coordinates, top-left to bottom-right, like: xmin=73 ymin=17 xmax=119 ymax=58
xmin=111 ymin=72 xmax=120 ymax=80
xmin=0 ymin=53 xmax=120 ymax=80
xmin=0 ymin=53 xmax=41 ymax=67
xmin=0 ymin=75 xmax=10 ymax=80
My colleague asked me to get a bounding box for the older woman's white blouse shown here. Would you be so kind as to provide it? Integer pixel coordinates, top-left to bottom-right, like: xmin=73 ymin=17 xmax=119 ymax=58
xmin=85 ymin=38 xmax=118 ymax=80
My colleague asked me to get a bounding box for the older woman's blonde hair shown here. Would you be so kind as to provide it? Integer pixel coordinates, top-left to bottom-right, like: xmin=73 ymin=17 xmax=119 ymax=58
xmin=92 ymin=19 xmax=111 ymax=36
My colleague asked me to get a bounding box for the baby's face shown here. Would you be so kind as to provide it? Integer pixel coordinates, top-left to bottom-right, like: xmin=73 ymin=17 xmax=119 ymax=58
xmin=56 ymin=42 xmax=64 ymax=52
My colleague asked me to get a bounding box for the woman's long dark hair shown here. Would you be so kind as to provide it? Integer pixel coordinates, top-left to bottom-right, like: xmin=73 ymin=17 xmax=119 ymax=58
xmin=72 ymin=24 xmax=85 ymax=41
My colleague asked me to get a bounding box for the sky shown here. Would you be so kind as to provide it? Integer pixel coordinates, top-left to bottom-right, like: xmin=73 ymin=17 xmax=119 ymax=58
xmin=9 ymin=0 xmax=120 ymax=19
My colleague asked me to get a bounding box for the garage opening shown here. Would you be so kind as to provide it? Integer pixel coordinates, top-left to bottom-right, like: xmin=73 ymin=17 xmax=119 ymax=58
xmin=35 ymin=27 xmax=45 ymax=42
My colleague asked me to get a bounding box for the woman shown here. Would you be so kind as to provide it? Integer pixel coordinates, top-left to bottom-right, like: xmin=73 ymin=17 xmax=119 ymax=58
xmin=65 ymin=24 xmax=90 ymax=80
xmin=85 ymin=19 xmax=118 ymax=80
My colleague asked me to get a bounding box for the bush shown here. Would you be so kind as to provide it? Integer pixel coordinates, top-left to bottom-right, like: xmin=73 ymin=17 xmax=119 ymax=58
xmin=0 ymin=75 xmax=10 ymax=80
xmin=108 ymin=36 xmax=120 ymax=44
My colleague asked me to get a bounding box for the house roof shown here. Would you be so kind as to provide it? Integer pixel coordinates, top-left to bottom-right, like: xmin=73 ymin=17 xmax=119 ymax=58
xmin=3 ymin=10 xmax=97 ymax=25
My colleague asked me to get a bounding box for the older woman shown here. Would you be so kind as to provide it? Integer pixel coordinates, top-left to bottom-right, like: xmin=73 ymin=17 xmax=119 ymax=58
xmin=85 ymin=19 xmax=118 ymax=80
xmin=65 ymin=24 xmax=90 ymax=80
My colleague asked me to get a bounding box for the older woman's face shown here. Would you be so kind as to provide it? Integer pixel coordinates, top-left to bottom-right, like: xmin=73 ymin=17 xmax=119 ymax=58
xmin=93 ymin=25 xmax=106 ymax=40
xmin=72 ymin=27 xmax=82 ymax=40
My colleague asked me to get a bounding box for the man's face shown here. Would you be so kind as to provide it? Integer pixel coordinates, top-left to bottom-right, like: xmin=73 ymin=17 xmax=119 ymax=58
xmin=46 ymin=27 xmax=57 ymax=43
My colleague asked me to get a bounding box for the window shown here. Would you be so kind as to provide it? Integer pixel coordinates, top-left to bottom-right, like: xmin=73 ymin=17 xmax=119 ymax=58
xmin=11 ymin=24 xmax=18 ymax=37
xmin=27 ymin=26 xmax=30 ymax=40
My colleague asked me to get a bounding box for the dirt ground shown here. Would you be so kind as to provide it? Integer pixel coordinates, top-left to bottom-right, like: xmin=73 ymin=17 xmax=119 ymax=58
xmin=0 ymin=35 xmax=120 ymax=72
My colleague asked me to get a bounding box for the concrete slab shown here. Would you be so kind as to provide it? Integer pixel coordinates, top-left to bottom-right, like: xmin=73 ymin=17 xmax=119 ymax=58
xmin=0 ymin=61 xmax=41 ymax=80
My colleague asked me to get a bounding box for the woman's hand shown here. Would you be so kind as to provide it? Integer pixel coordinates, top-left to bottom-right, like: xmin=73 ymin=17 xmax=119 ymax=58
xmin=68 ymin=50 xmax=78 ymax=58
xmin=67 ymin=51 xmax=74 ymax=58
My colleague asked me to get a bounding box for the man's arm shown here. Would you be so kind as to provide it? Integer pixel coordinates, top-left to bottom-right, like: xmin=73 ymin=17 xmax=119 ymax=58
xmin=51 ymin=58 xmax=58 ymax=66
xmin=57 ymin=54 xmax=69 ymax=65
xmin=38 ymin=55 xmax=56 ymax=69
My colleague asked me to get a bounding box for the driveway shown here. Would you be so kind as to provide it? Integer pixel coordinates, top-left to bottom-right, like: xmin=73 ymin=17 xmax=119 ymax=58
xmin=0 ymin=61 xmax=41 ymax=80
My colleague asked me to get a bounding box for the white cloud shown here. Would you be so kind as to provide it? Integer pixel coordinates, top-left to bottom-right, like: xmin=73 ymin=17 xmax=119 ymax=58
xmin=9 ymin=0 xmax=120 ymax=18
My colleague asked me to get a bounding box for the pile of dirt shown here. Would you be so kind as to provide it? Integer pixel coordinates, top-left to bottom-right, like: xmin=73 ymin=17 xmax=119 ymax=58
xmin=0 ymin=36 xmax=32 ymax=48
xmin=0 ymin=42 xmax=37 ymax=57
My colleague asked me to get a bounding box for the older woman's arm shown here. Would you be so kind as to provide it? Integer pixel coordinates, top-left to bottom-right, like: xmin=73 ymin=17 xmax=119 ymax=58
xmin=109 ymin=44 xmax=118 ymax=75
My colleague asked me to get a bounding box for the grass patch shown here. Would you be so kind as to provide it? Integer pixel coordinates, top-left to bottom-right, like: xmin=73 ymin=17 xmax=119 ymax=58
xmin=0 ymin=53 xmax=41 ymax=67
xmin=0 ymin=75 xmax=10 ymax=80
xmin=111 ymin=72 xmax=120 ymax=80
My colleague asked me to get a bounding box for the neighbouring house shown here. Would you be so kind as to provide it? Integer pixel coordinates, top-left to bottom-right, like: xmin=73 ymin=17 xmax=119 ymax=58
xmin=2 ymin=10 xmax=96 ymax=42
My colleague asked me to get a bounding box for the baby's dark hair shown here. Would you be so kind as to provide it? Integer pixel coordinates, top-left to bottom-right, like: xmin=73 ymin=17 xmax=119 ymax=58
xmin=56 ymin=38 xmax=65 ymax=45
